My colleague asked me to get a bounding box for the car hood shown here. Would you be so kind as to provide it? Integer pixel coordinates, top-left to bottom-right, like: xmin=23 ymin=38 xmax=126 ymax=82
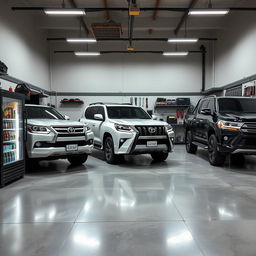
xmin=27 ymin=119 xmax=84 ymax=127
xmin=219 ymin=113 xmax=256 ymax=122
xmin=110 ymin=119 xmax=168 ymax=126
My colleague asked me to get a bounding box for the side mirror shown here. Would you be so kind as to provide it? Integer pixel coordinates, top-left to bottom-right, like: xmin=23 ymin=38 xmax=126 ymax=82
xmin=201 ymin=108 xmax=212 ymax=116
xmin=94 ymin=114 xmax=104 ymax=121
xmin=152 ymin=115 xmax=157 ymax=120
xmin=64 ymin=115 xmax=70 ymax=120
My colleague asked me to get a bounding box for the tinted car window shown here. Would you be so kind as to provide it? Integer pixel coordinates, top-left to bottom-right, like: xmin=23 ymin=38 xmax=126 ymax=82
xmin=208 ymin=99 xmax=215 ymax=113
xmin=97 ymin=106 xmax=105 ymax=119
xmin=198 ymin=100 xmax=209 ymax=114
xmin=218 ymin=98 xmax=256 ymax=113
xmin=26 ymin=106 xmax=64 ymax=120
xmin=107 ymin=107 xmax=151 ymax=119
xmin=85 ymin=107 xmax=93 ymax=119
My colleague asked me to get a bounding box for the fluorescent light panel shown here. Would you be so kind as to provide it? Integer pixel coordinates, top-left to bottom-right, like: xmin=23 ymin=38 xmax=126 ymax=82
xmin=168 ymin=38 xmax=198 ymax=43
xmin=189 ymin=9 xmax=229 ymax=15
xmin=67 ymin=38 xmax=97 ymax=43
xmin=75 ymin=52 xmax=100 ymax=56
xmin=44 ymin=9 xmax=85 ymax=15
xmin=163 ymin=52 xmax=189 ymax=56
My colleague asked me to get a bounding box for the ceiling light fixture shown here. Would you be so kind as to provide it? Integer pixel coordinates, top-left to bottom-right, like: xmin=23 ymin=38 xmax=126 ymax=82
xmin=44 ymin=9 xmax=86 ymax=15
xmin=67 ymin=38 xmax=97 ymax=43
xmin=189 ymin=9 xmax=229 ymax=15
xmin=74 ymin=52 xmax=100 ymax=56
xmin=168 ymin=38 xmax=198 ymax=43
xmin=163 ymin=52 xmax=189 ymax=56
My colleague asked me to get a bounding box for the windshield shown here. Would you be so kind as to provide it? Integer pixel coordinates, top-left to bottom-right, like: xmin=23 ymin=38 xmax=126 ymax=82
xmin=107 ymin=106 xmax=151 ymax=119
xmin=26 ymin=106 xmax=65 ymax=120
xmin=218 ymin=98 xmax=256 ymax=114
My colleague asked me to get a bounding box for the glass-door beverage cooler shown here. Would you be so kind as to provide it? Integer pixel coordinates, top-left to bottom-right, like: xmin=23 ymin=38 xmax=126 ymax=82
xmin=0 ymin=89 xmax=25 ymax=187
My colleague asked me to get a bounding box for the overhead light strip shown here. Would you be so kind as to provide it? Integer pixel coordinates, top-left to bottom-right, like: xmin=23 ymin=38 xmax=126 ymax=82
xmin=74 ymin=52 xmax=101 ymax=56
xmin=163 ymin=52 xmax=189 ymax=56
xmin=189 ymin=9 xmax=229 ymax=15
xmin=44 ymin=9 xmax=86 ymax=15
xmin=67 ymin=38 xmax=97 ymax=43
xmin=168 ymin=38 xmax=198 ymax=43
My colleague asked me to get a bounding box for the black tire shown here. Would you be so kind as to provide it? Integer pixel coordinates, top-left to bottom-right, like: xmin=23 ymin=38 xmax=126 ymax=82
xmin=230 ymin=154 xmax=245 ymax=166
xmin=151 ymin=152 xmax=169 ymax=162
xmin=26 ymin=158 xmax=38 ymax=171
xmin=67 ymin=154 xmax=88 ymax=165
xmin=104 ymin=136 xmax=119 ymax=164
xmin=186 ymin=130 xmax=198 ymax=154
xmin=208 ymin=134 xmax=226 ymax=166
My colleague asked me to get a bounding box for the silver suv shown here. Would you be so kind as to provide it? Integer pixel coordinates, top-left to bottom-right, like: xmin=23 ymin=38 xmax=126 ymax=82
xmin=80 ymin=103 xmax=174 ymax=164
xmin=25 ymin=104 xmax=94 ymax=168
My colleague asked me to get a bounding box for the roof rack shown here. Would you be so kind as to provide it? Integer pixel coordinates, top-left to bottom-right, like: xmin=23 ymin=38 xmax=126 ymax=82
xmin=89 ymin=102 xmax=132 ymax=106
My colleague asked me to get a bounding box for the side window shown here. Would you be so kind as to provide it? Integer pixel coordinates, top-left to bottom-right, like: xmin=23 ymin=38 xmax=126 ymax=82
xmin=85 ymin=107 xmax=93 ymax=119
xmin=198 ymin=100 xmax=209 ymax=114
xmin=97 ymin=106 xmax=105 ymax=119
xmin=208 ymin=99 xmax=215 ymax=113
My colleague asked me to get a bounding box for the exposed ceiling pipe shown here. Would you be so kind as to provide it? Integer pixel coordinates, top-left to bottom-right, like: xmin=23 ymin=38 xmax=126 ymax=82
xmin=47 ymin=37 xmax=217 ymax=41
xmin=68 ymin=0 xmax=90 ymax=35
xmin=12 ymin=7 xmax=256 ymax=12
xmin=102 ymin=0 xmax=110 ymax=20
xmin=152 ymin=0 xmax=161 ymax=20
xmin=174 ymin=0 xmax=199 ymax=35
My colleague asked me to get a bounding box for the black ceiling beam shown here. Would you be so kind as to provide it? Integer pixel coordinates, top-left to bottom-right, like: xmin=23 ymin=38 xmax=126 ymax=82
xmin=47 ymin=37 xmax=217 ymax=41
xmin=54 ymin=50 xmax=204 ymax=54
xmin=174 ymin=0 xmax=199 ymax=35
xmin=12 ymin=7 xmax=256 ymax=12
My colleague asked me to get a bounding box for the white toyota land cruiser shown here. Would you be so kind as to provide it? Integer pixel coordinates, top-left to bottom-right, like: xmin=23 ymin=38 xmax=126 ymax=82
xmin=80 ymin=103 xmax=174 ymax=164
xmin=25 ymin=104 xmax=94 ymax=168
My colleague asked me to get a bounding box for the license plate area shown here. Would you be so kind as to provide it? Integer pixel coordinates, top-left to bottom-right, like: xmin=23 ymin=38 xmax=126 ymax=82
xmin=147 ymin=141 xmax=158 ymax=147
xmin=66 ymin=144 xmax=78 ymax=152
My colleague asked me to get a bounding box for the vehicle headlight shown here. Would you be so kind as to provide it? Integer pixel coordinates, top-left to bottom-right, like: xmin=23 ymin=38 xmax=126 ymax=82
xmin=217 ymin=120 xmax=243 ymax=131
xmin=165 ymin=124 xmax=173 ymax=132
xmin=27 ymin=125 xmax=51 ymax=134
xmin=114 ymin=123 xmax=133 ymax=132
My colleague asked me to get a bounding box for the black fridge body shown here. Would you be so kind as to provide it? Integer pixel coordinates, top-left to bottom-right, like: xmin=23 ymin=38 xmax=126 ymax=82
xmin=0 ymin=89 xmax=25 ymax=187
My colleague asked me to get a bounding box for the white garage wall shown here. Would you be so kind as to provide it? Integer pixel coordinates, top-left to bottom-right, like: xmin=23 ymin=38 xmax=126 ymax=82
xmin=0 ymin=1 xmax=50 ymax=91
xmin=214 ymin=12 xmax=256 ymax=87
xmin=51 ymin=53 xmax=204 ymax=93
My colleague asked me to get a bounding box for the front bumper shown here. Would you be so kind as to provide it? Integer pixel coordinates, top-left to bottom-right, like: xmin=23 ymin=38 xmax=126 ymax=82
xmin=218 ymin=129 xmax=256 ymax=154
xmin=113 ymin=129 xmax=174 ymax=155
xmin=27 ymin=130 xmax=94 ymax=159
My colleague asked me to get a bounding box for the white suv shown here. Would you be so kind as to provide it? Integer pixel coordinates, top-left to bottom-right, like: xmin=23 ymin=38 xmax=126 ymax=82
xmin=80 ymin=103 xmax=174 ymax=164
xmin=25 ymin=104 xmax=94 ymax=168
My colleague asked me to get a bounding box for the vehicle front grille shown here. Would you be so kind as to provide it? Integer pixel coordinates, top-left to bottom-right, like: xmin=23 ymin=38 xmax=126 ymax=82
xmin=135 ymin=126 xmax=166 ymax=136
xmin=241 ymin=123 xmax=256 ymax=134
xmin=52 ymin=126 xmax=85 ymax=137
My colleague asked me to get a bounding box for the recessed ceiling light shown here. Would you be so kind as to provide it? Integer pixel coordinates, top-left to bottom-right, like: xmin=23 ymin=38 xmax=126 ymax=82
xmin=189 ymin=9 xmax=229 ymax=15
xmin=67 ymin=38 xmax=97 ymax=43
xmin=74 ymin=52 xmax=100 ymax=56
xmin=168 ymin=38 xmax=199 ymax=43
xmin=44 ymin=9 xmax=86 ymax=15
xmin=163 ymin=52 xmax=189 ymax=56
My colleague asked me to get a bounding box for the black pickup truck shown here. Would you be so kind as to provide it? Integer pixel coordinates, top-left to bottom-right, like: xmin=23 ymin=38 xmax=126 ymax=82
xmin=184 ymin=96 xmax=256 ymax=166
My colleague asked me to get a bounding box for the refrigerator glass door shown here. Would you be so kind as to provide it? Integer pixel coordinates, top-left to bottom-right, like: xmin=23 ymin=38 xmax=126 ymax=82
xmin=2 ymin=97 xmax=24 ymax=165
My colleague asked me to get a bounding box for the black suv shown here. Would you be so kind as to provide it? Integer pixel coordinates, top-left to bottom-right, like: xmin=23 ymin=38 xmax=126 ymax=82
xmin=185 ymin=96 xmax=256 ymax=166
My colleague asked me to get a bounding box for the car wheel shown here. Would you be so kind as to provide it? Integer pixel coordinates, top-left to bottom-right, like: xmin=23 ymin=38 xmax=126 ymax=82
xmin=68 ymin=154 xmax=88 ymax=165
xmin=26 ymin=158 xmax=38 ymax=171
xmin=208 ymin=134 xmax=226 ymax=166
xmin=186 ymin=130 xmax=198 ymax=154
xmin=151 ymin=152 xmax=169 ymax=162
xmin=104 ymin=136 xmax=119 ymax=164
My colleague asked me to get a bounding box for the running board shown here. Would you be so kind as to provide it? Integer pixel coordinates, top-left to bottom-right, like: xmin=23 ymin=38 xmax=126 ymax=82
xmin=192 ymin=141 xmax=208 ymax=150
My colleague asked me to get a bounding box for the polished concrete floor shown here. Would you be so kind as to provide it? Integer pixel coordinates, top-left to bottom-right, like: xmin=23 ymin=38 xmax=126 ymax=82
xmin=1 ymin=146 xmax=256 ymax=255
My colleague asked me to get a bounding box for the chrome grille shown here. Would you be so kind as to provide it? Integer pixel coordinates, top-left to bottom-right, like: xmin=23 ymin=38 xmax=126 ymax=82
xmin=135 ymin=126 xmax=166 ymax=136
xmin=242 ymin=123 xmax=256 ymax=134
xmin=52 ymin=126 xmax=85 ymax=137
